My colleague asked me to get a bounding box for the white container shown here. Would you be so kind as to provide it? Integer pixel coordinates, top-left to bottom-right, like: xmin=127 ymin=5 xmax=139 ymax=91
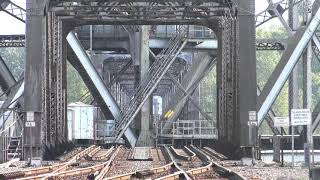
xmin=67 ymin=102 xmax=95 ymax=141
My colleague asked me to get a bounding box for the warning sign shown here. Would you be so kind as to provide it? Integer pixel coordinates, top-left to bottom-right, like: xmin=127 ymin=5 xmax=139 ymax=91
xmin=274 ymin=117 xmax=289 ymax=127
xmin=291 ymin=109 xmax=311 ymax=126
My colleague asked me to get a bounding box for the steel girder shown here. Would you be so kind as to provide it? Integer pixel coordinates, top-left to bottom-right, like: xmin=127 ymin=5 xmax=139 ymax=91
xmin=161 ymin=54 xmax=217 ymax=134
xmin=256 ymin=39 xmax=287 ymax=51
xmin=1 ymin=33 xmax=291 ymax=52
xmin=255 ymin=0 xmax=320 ymax=132
xmin=0 ymin=35 xmax=25 ymax=48
xmin=257 ymin=4 xmax=320 ymax=124
xmin=166 ymin=73 xmax=213 ymax=121
xmin=0 ymin=0 xmax=26 ymax=22
xmin=255 ymin=0 xmax=303 ymax=28
xmin=49 ymin=0 xmax=232 ymax=24
xmin=0 ymin=55 xmax=16 ymax=93
xmin=67 ymin=32 xmax=138 ymax=146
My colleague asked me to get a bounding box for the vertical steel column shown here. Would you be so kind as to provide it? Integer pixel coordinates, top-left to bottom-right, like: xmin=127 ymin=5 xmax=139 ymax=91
xmin=288 ymin=0 xmax=301 ymax=134
xmin=236 ymin=0 xmax=257 ymax=149
xmin=215 ymin=0 xmax=255 ymax=154
xmin=24 ymin=0 xmax=47 ymax=160
xmin=302 ymin=0 xmax=313 ymax=153
xmin=0 ymin=55 xmax=16 ymax=93
xmin=136 ymin=26 xmax=152 ymax=146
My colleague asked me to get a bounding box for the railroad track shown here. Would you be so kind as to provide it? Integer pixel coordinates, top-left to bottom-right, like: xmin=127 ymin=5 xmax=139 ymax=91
xmin=0 ymin=145 xmax=117 ymax=180
xmin=170 ymin=146 xmax=204 ymax=171
xmin=44 ymin=146 xmax=120 ymax=180
xmin=0 ymin=146 xmax=245 ymax=180
xmin=0 ymin=147 xmax=86 ymax=179
xmin=101 ymin=146 xmax=179 ymax=180
xmin=154 ymin=145 xmax=246 ymax=180
xmin=188 ymin=145 xmax=246 ymax=180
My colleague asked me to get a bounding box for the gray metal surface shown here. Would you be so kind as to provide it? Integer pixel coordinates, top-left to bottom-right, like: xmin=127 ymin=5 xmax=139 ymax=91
xmin=66 ymin=32 xmax=137 ymax=147
xmin=0 ymin=55 xmax=16 ymax=93
xmin=258 ymin=5 xmax=320 ymax=124
xmin=161 ymin=55 xmax=216 ymax=133
xmin=23 ymin=0 xmax=47 ymax=159
xmin=235 ymin=0 xmax=257 ymax=147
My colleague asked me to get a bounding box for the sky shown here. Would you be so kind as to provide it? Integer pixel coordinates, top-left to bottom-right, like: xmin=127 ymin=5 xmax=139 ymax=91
xmin=0 ymin=0 xmax=281 ymax=35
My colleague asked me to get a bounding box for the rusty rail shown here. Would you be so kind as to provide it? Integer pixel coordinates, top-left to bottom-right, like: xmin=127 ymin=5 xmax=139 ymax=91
xmin=169 ymin=146 xmax=191 ymax=161
xmin=183 ymin=146 xmax=196 ymax=161
xmin=94 ymin=146 xmax=121 ymax=180
xmin=203 ymin=146 xmax=228 ymax=160
xmin=103 ymin=162 xmax=175 ymax=180
xmin=0 ymin=162 xmax=67 ymax=180
xmin=15 ymin=145 xmax=98 ymax=180
xmin=87 ymin=146 xmax=102 ymax=158
xmin=157 ymin=146 xmax=246 ymax=180
xmin=158 ymin=145 xmax=192 ymax=180
xmin=91 ymin=146 xmax=115 ymax=161
xmin=189 ymin=145 xmax=246 ymax=180
xmin=50 ymin=145 xmax=97 ymax=174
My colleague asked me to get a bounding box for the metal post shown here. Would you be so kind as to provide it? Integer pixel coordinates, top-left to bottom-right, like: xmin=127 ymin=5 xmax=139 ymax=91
xmin=303 ymin=0 xmax=313 ymax=169
xmin=281 ymin=128 xmax=284 ymax=167
xmin=90 ymin=25 xmax=93 ymax=54
xmin=292 ymin=124 xmax=295 ymax=167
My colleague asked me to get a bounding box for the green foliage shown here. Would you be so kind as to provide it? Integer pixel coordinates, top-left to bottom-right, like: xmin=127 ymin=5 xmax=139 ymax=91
xmin=199 ymin=66 xmax=217 ymax=121
xmin=0 ymin=48 xmax=24 ymax=80
xmin=0 ymin=47 xmax=88 ymax=103
xmin=66 ymin=61 xmax=90 ymax=103
xmin=256 ymin=26 xmax=289 ymax=134
xmin=0 ymin=48 xmax=24 ymax=101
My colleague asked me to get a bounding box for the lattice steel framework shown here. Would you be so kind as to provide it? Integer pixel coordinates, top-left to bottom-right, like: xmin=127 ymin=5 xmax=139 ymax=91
xmin=217 ymin=16 xmax=238 ymax=145
xmin=255 ymin=0 xmax=303 ymax=27
xmin=0 ymin=0 xmax=26 ymax=22
xmin=2 ymin=0 xmax=245 ymax=158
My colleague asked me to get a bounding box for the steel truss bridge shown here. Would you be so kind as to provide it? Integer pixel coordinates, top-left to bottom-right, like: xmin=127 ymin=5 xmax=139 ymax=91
xmin=0 ymin=0 xmax=319 ymax=160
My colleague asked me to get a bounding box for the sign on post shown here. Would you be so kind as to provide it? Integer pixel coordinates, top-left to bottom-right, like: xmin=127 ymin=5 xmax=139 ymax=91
xmin=291 ymin=109 xmax=311 ymax=126
xmin=249 ymin=111 xmax=257 ymax=121
xmin=25 ymin=111 xmax=35 ymax=127
xmin=274 ymin=117 xmax=289 ymax=127
xmin=248 ymin=111 xmax=258 ymax=126
xmin=290 ymin=109 xmax=312 ymax=167
xmin=25 ymin=121 xmax=35 ymax=127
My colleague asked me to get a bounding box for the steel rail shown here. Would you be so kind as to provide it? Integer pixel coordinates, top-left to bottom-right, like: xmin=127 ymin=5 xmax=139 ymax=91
xmin=183 ymin=146 xmax=196 ymax=161
xmin=14 ymin=146 xmax=98 ymax=180
xmin=1 ymin=162 xmax=68 ymax=179
xmin=202 ymin=147 xmax=228 ymax=161
xmin=157 ymin=145 xmax=192 ymax=180
xmin=46 ymin=146 xmax=120 ymax=179
xmin=103 ymin=162 xmax=175 ymax=180
xmin=169 ymin=146 xmax=192 ymax=161
xmin=189 ymin=145 xmax=246 ymax=180
xmin=91 ymin=146 xmax=115 ymax=161
xmin=87 ymin=146 xmax=102 ymax=159
xmin=95 ymin=146 xmax=122 ymax=180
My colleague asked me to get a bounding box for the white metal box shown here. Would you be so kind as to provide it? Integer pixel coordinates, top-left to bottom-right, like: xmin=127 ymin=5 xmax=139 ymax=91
xmin=67 ymin=102 xmax=95 ymax=141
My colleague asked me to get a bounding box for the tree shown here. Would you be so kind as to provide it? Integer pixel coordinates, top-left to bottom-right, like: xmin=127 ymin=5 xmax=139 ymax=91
xmin=66 ymin=61 xmax=90 ymax=103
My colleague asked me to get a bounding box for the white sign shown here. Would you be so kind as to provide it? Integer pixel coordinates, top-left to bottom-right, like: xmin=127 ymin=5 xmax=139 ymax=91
xmin=26 ymin=111 xmax=34 ymax=122
xmin=25 ymin=121 xmax=35 ymax=127
xmin=248 ymin=121 xmax=258 ymax=126
xmin=291 ymin=109 xmax=311 ymax=126
xmin=249 ymin=111 xmax=257 ymax=121
xmin=274 ymin=117 xmax=290 ymax=127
